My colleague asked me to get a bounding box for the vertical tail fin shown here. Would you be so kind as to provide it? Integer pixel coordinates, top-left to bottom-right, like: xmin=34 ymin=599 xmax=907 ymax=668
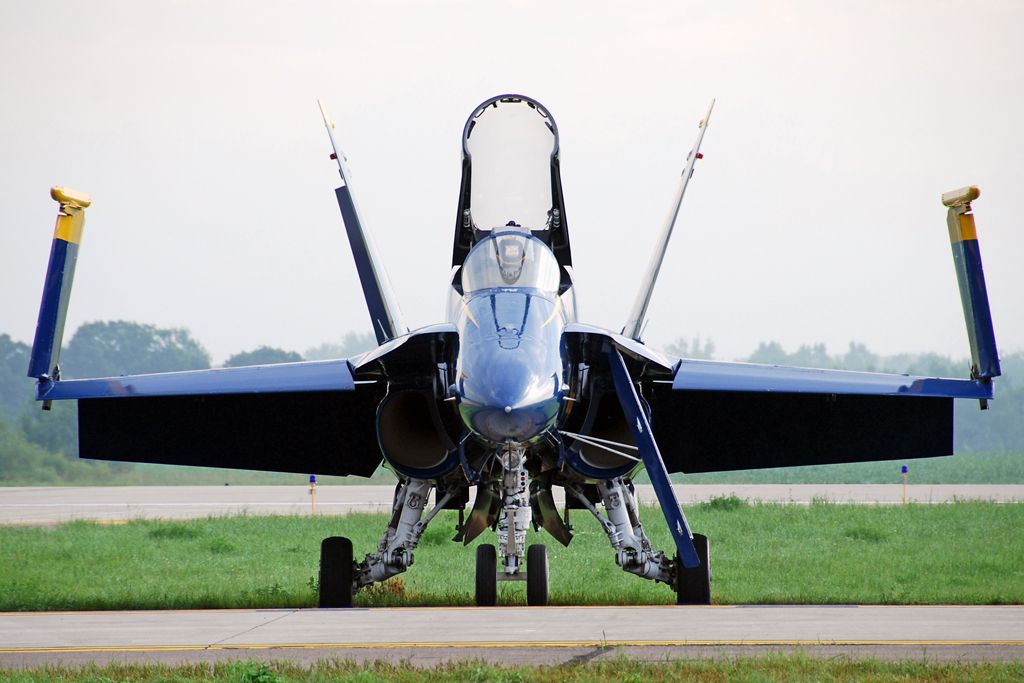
xmin=943 ymin=186 xmax=1000 ymax=383
xmin=623 ymin=100 xmax=714 ymax=341
xmin=318 ymin=100 xmax=407 ymax=346
xmin=28 ymin=186 xmax=92 ymax=381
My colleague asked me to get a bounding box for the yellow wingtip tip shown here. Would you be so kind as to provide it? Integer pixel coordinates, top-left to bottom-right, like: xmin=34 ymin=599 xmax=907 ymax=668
xmin=50 ymin=186 xmax=92 ymax=208
xmin=942 ymin=186 xmax=980 ymax=207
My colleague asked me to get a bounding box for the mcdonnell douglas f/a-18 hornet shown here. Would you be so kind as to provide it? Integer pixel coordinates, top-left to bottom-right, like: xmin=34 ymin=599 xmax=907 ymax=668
xmin=29 ymin=95 xmax=1000 ymax=607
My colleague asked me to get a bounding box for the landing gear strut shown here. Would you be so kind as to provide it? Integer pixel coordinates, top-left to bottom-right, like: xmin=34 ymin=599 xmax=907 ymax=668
xmin=570 ymin=477 xmax=711 ymax=605
xmin=318 ymin=477 xmax=457 ymax=608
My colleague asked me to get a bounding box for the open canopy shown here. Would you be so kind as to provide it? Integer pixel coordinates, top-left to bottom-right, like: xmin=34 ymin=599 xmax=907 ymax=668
xmin=465 ymin=96 xmax=557 ymax=231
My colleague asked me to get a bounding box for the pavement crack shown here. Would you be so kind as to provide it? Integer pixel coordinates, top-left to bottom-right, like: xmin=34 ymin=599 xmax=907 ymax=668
xmin=563 ymin=645 xmax=613 ymax=665
xmin=207 ymin=610 xmax=297 ymax=649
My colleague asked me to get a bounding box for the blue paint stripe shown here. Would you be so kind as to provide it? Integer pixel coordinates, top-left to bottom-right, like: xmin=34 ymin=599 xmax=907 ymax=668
xmin=37 ymin=359 xmax=355 ymax=400
xmin=952 ymin=239 xmax=1000 ymax=379
xmin=28 ymin=239 xmax=77 ymax=379
xmin=671 ymin=360 xmax=992 ymax=399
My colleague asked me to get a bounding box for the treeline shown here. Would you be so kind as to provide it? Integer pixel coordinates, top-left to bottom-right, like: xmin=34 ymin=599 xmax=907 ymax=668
xmin=0 ymin=322 xmax=376 ymax=484
xmin=0 ymin=323 xmax=1020 ymax=484
xmin=665 ymin=336 xmax=1024 ymax=452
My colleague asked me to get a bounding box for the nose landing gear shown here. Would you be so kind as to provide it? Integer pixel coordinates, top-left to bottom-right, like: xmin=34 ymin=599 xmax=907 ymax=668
xmin=472 ymin=443 xmax=550 ymax=606
xmin=473 ymin=541 xmax=549 ymax=606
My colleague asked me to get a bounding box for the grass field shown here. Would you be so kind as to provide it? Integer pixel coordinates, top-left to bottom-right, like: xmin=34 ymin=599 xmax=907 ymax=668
xmin=2 ymin=657 xmax=1024 ymax=683
xmin=1 ymin=501 xmax=1021 ymax=610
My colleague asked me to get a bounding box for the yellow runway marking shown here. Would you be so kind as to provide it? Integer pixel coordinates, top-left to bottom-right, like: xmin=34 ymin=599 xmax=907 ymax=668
xmin=2 ymin=640 xmax=1023 ymax=654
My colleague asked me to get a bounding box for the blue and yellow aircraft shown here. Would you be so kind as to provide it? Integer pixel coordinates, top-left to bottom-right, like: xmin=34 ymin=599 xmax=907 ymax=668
xmin=29 ymin=94 xmax=1000 ymax=607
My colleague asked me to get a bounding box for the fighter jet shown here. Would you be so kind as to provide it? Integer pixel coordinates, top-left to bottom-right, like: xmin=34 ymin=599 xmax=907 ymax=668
xmin=28 ymin=94 xmax=1000 ymax=607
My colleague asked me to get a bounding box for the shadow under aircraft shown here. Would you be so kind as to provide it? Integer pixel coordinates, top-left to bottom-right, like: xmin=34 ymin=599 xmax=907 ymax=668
xmin=28 ymin=95 xmax=1000 ymax=607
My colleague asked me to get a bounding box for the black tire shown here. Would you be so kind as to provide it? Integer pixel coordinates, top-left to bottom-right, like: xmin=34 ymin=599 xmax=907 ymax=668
xmin=319 ymin=536 xmax=354 ymax=608
xmin=526 ymin=544 xmax=549 ymax=606
xmin=675 ymin=533 xmax=711 ymax=605
xmin=475 ymin=543 xmax=498 ymax=606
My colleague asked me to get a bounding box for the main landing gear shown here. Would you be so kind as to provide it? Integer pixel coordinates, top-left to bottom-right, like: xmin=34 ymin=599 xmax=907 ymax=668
xmin=319 ymin=477 xmax=456 ymax=608
xmin=567 ymin=477 xmax=711 ymax=605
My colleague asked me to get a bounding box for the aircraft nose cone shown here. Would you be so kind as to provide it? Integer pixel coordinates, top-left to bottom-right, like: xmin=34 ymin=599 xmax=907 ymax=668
xmin=456 ymin=341 xmax=562 ymax=444
xmin=471 ymin=405 xmax=541 ymax=443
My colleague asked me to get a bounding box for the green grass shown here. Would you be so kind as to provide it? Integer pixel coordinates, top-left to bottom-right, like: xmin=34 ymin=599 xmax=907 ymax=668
xmin=1 ymin=502 xmax=1021 ymax=611
xmin=2 ymin=656 xmax=1024 ymax=683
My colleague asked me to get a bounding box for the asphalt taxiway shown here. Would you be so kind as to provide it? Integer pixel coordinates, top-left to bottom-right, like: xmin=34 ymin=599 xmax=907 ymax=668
xmin=0 ymin=606 xmax=1021 ymax=666
xmin=2 ymin=484 xmax=1021 ymax=524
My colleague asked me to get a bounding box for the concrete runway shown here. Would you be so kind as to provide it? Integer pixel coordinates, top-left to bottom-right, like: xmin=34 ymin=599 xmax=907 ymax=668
xmin=0 ymin=606 xmax=1021 ymax=666
xmin=2 ymin=484 xmax=1022 ymax=524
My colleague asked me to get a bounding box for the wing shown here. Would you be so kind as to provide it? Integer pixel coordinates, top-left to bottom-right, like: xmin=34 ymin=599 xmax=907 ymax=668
xmin=38 ymin=360 xmax=384 ymax=477
xmin=563 ymin=323 xmax=993 ymax=474
xmin=651 ymin=358 xmax=990 ymax=474
xmin=646 ymin=186 xmax=1001 ymax=474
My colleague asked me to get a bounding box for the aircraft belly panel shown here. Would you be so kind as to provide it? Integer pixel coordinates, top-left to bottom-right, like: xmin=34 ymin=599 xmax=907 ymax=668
xmin=649 ymin=385 xmax=953 ymax=474
xmin=78 ymin=386 xmax=382 ymax=477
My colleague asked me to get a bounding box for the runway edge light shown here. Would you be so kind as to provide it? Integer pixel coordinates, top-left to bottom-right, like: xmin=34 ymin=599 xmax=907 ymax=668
xmin=901 ymin=465 xmax=908 ymax=504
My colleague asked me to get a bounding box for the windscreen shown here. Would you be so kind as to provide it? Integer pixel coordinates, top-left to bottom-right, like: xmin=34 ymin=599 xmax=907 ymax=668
xmin=461 ymin=231 xmax=561 ymax=293
xmin=465 ymin=97 xmax=556 ymax=231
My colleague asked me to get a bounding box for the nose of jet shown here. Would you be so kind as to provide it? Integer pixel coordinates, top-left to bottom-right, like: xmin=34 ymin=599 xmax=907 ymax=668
xmin=456 ymin=343 xmax=562 ymax=444
xmin=471 ymin=404 xmax=541 ymax=443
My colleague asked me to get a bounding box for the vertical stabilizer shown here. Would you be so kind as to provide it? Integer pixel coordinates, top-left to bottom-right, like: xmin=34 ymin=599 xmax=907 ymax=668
xmin=623 ymin=100 xmax=714 ymax=341
xmin=28 ymin=186 xmax=91 ymax=381
xmin=318 ymin=100 xmax=407 ymax=345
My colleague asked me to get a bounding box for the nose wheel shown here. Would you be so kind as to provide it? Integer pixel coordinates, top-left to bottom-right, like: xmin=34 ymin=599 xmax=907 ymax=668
xmin=526 ymin=544 xmax=549 ymax=606
xmin=475 ymin=543 xmax=498 ymax=606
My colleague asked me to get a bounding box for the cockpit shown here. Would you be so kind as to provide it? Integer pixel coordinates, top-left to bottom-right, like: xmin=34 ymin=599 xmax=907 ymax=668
xmin=461 ymin=230 xmax=561 ymax=294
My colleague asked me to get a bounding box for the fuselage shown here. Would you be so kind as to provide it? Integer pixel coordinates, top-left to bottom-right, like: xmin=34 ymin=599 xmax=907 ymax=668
xmin=448 ymin=230 xmax=575 ymax=445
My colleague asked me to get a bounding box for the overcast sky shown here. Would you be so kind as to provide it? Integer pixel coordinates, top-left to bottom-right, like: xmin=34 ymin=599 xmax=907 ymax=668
xmin=2 ymin=1 xmax=1021 ymax=366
